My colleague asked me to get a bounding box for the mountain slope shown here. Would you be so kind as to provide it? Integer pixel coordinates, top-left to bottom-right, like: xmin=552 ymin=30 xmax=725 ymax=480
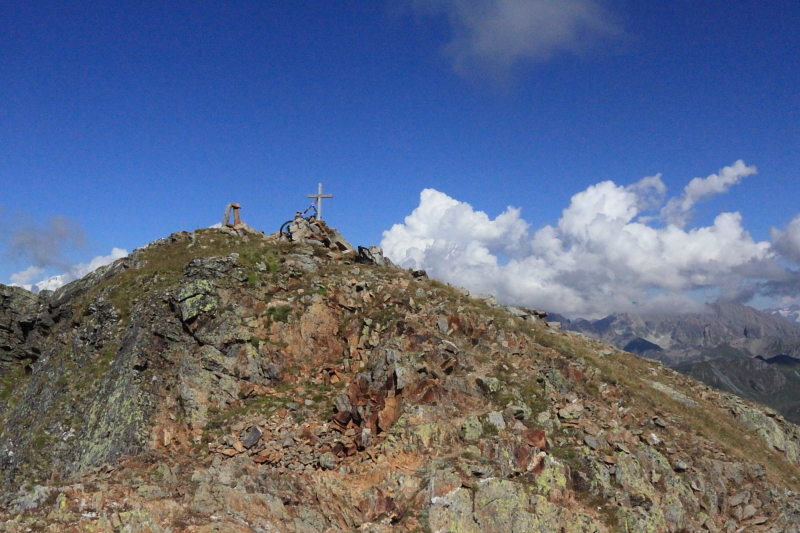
xmin=766 ymin=304 xmax=800 ymax=325
xmin=2 ymin=227 xmax=800 ymax=531
xmin=556 ymin=304 xmax=800 ymax=424
xmin=561 ymin=302 xmax=800 ymax=366
xmin=674 ymin=355 xmax=800 ymax=423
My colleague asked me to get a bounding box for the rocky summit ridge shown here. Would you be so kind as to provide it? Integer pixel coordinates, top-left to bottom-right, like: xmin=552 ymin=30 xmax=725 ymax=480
xmin=3 ymin=223 xmax=800 ymax=532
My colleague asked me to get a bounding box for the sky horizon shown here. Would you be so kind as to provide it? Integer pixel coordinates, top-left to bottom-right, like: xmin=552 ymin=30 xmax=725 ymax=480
xmin=2 ymin=1 xmax=799 ymax=317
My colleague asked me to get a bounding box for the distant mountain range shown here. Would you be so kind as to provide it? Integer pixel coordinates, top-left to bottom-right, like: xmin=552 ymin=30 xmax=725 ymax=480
xmin=550 ymin=301 xmax=800 ymax=423
xmin=765 ymin=304 xmax=800 ymax=325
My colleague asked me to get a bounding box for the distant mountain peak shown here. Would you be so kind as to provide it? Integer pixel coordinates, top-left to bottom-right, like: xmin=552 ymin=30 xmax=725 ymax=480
xmin=765 ymin=304 xmax=800 ymax=326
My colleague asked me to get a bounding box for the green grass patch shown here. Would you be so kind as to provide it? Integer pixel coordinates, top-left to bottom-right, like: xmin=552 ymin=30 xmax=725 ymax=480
xmin=266 ymin=305 xmax=292 ymax=324
xmin=33 ymin=433 xmax=49 ymax=449
xmin=0 ymin=384 xmax=13 ymax=400
xmin=70 ymin=229 xmax=294 ymax=325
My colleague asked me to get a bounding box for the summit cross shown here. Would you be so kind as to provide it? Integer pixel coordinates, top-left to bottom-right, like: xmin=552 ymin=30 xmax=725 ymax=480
xmin=307 ymin=183 xmax=333 ymax=221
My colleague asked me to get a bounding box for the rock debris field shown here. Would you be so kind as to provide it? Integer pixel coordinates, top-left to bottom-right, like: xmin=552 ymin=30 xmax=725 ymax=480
xmin=2 ymin=222 xmax=800 ymax=532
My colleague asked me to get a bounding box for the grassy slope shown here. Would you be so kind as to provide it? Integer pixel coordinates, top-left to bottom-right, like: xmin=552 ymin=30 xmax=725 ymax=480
xmin=3 ymin=228 xmax=800 ymax=529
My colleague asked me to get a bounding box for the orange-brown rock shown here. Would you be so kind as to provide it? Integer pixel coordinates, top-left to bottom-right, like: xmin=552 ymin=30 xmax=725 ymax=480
xmin=522 ymin=428 xmax=549 ymax=451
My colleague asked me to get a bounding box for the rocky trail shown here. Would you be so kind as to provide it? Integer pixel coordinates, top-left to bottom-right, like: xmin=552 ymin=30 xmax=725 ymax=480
xmin=2 ymin=222 xmax=800 ymax=532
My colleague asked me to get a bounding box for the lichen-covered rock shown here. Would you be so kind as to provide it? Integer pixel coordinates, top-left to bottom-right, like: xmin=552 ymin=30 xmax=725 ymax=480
xmin=9 ymin=485 xmax=51 ymax=513
xmin=486 ymin=411 xmax=506 ymax=430
xmin=644 ymin=380 xmax=698 ymax=406
xmin=473 ymin=478 xmax=539 ymax=532
xmin=0 ymin=285 xmax=38 ymax=362
xmin=615 ymin=452 xmax=656 ymax=504
xmin=661 ymin=476 xmax=698 ymax=532
xmin=430 ymin=478 xmax=607 ymax=533
xmin=429 ymin=486 xmax=481 ymax=533
xmin=177 ymin=279 xmax=218 ymax=321
xmin=733 ymin=400 xmax=800 ymax=462
xmin=2 ymin=227 xmax=800 ymax=532
xmin=617 ymin=505 xmax=667 ymax=533
xmin=533 ymin=456 xmax=569 ymax=496
xmin=463 ymin=415 xmax=483 ymax=442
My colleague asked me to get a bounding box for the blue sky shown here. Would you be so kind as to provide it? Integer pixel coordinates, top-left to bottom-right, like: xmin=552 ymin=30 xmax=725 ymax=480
xmin=1 ymin=1 xmax=799 ymax=315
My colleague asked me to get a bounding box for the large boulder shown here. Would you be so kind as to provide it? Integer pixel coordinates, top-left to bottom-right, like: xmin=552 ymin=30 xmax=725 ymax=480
xmin=0 ymin=284 xmax=39 ymax=362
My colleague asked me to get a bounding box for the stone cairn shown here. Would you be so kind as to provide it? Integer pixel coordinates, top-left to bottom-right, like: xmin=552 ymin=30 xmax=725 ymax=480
xmin=220 ymin=202 xmax=258 ymax=236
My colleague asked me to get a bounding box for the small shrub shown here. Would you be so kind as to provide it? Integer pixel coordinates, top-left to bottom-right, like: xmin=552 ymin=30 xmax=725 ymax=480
xmin=482 ymin=421 xmax=499 ymax=436
xmin=267 ymin=305 xmax=292 ymax=324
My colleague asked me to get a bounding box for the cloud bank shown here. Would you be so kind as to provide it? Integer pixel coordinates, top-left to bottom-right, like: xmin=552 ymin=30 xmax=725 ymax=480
xmin=759 ymin=215 xmax=800 ymax=300
xmin=381 ymin=161 xmax=797 ymax=317
xmin=414 ymin=0 xmax=619 ymax=77
xmin=772 ymin=215 xmax=800 ymax=265
xmin=659 ymin=160 xmax=757 ymax=228
xmin=2 ymin=213 xmax=128 ymax=293
xmin=10 ymin=266 xmax=45 ymax=286
xmin=10 ymin=248 xmax=129 ymax=294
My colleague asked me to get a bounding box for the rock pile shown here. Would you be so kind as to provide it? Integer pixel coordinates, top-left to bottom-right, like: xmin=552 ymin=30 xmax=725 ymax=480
xmin=284 ymin=215 xmax=355 ymax=254
xmin=356 ymin=245 xmax=396 ymax=268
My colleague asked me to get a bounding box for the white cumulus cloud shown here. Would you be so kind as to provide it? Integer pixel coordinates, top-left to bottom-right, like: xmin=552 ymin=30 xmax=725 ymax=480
xmin=382 ymin=162 xmax=776 ymax=317
xmin=9 ymin=266 xmax=45 ymax=286
xmin=660 ymin=160 xmax=757 ymax=228
xmin=69 ymin=248 xmax=129 ymax=279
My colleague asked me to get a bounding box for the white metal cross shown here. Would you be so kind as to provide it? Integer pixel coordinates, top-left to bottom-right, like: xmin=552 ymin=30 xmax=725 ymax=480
xmin=307 ymin=183 xmax=333 ymax=221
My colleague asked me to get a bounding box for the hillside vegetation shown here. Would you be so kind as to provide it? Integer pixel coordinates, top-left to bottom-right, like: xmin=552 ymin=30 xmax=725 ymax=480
xmin=2 ymin=228 xmax=800 ymax=532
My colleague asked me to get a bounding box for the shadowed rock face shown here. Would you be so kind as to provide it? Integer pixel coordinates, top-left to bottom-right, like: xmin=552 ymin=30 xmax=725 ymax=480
xmin=3 ymin=228 xmax=800 ymax=531
xmin=0 ymin=251 xmax=166 ymax=494
xmin=0 ymin=285 xmax=40 ymax=364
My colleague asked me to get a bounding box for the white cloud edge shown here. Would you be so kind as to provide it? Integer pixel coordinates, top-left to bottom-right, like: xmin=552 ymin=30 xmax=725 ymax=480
xmin=9 ymin=248 xmax=129 ymax=294
xmin=381 ymin=161 xmax=792 ymax=318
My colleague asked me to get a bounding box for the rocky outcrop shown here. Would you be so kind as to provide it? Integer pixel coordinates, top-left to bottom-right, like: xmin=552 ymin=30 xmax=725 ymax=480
xmin=356 ymin=246 xmax=396 ymax=268
xmin=285 ymin=216 xmax=355 ymax=253
xmin=0 ymin=285 xmax=38 ymax=363
xmin=430 ymin=474 xmax=605 ymax=533
xmin=3 ymin=228 xmax=800 ymax=531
